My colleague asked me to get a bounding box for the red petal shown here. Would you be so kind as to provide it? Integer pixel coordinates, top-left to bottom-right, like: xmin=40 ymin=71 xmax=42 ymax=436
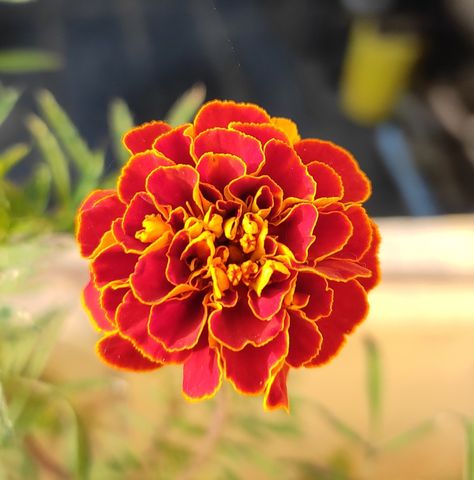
xmin=248 ymin=276 xmax=293 ymax=320
xmin=263 ymin=364 xmax=289 ymax=411
xmin=182 ymin=345 xmax=222 ymax=400
xmin=100 ymin=283 xmax=128 ymax=324
xmin=287 ymin=310 xmax=322 ymax=368
xmin=130 ymin=247 xmax=175 ymax=303
xmin=227 ymin=175 xmax=283 ymax=218
xmin=221 ymin=328 xmax=289 ymax=394
xmin=152 ymin=124 xmax=194 ymax=166
xmin=357 ymin=221 xmax=381 ymax=291
xmin=116 ymin=291 xmax=190 ymax=364
xmin=313 ymin=258 xmax=372 ymax=282
xmin=308 ymin=210 xmax=353 ymax=261
xmin=115 ymin=192 xmax=158 ymax=252
xmin=146 ymin=164 xmax=202 ymax=213
xmin=194 ymin=100 xmax=270 ymax=135
xmin=295 ymin=270 xmax=333 ymax=320
xmin=230 ymin=122 xmax=289 ymax=146
xmin=123 ymin=121 xmax=171 ymax=154
xmin=78 ymin=189 xmax=115 ymax=214
xmin=194 ymin=128 xmax=264 ymax=174
xmin=196 ymin=153 xmax=246 ymax=192
xmin=260 ymin=140 xmax=316 ymax=202
xmin=209 ymin=297 xmax=285 ymax=350
xmin=295 ymin=139 xmax=371 ymax=203
xmin=166 ymin=230 xmax=192 ymax=285
xmin=82 ymin=280 xmax=115 ymax=331
xmin=334 ymin=205 xmax=372 ymax=261
xmin=272 ymin=203 xmax=318 ymax=262
xmin=96 ymin=332 xmax=161 ymax=371
xmin=76 ymin=192 xmax=125 ymax=258
xmin=149 ymin=292 xmax=207 ymax=351
xmin=118 ymin=151 xmax=174 ymax=204
xmin=92 ymin=244 xmax=139 ymax=287
xmin=307 ymin=161 xmax=343 ymax=204
xmin=308 ymin=280 xmax=368 ymax=366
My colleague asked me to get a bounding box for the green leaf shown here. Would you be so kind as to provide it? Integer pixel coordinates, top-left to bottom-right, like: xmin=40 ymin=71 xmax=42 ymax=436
xmin=165 ymin=83 xmax=206 ymax=126
xmin=71 ymin=412 xmax=91 ymax=480
xmin=0 ymin=84 xmax=21 ymax=127
xmin=0 ymin=49 xmax=61 ymax=73
xmin=108 ymin=98 xmax=134 ymax=165
xmin=0 ymin=144 xmax=30 ymax=178
xmin=364 ymin=337 xmax=382 ymax=438
xmin=24 ymin=163 xmax=51 ymax=214
xmin=381 ymin=419 xmax=435 ymax=452
xmin=35 ymin=90 xmax=103 ymax=203
xmin=464 ymin=419 xmax=474 ymax=480
xmin=0 ymin=381 xmax=13 ymax=444
xmin=26 ymin=114 xmax=70 ymax=207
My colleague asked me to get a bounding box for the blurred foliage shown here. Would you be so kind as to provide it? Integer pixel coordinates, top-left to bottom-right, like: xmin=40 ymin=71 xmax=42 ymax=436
xmin=0 ymin=83 xmax=206 ymax=241
xmin=0 ymin=50 xmax=61 ymax=74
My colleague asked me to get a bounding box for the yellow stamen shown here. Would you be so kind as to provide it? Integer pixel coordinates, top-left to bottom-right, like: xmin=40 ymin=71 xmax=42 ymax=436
xmin=240 ymin=233 xmax=257 ymax=253
xmin=241 ymin=260 xmax=259 ymax=285
xmin=254 ymin=260 xmax=290 ymax=296
xmin=224 ymin=216 xmax=239 ymax=240
xmin=210 ymin=262 xmax=230 ymax=300
xmin=226 ymin=263 xmax=242 ymax=286
xmin=135 ymin=214 xmax=169 ymax=243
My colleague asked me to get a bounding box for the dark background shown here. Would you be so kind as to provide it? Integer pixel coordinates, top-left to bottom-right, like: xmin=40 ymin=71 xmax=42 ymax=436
xmin=1 ymin=0 xmax=474 ymax=217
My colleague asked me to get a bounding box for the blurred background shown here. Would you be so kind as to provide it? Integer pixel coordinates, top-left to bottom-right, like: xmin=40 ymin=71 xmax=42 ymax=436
xmin=1 ymin=1 xmax=474 ymax=479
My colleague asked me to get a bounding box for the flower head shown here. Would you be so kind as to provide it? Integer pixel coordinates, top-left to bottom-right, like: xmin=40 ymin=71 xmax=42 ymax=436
xmin=76 ymin=100 xmax=380 ymax=411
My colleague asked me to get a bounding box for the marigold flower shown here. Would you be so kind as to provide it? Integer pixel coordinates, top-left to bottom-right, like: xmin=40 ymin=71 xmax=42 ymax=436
xmin=76 ymin=100 xmax=380 ymax=411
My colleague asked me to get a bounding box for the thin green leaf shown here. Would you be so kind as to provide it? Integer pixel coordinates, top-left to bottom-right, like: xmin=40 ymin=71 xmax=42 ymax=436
xmin=0 ymin=85 xmax=21 ymax=126
xmin=0 ymin=382 xmax=13 ymax=444
xmin=364 ymin=336 xmax=382 ymax=438
xmin=0 ymin=49 xmax=61 ymax=73
xmin=0 ymin=144 xmax=30 ymax=178
xmin=381 ymin=419 xmax=435 ymax=452
xmin=108 ymin=98 xmax=134 ymax=165
xmin=165 ymin=83 xmax=206 ymax=126
xmin=314 ymin=402 xmax=373 ymax=452
xmin=35 ymin=90 xmax=103 ymax=202
xmin=464 ymin=419 xmax=474 ymax=480
xmin=71 ymin=412 xmax=91 ymax=480
xmin=24 ymin=163 xmax=51 ymax=214
xmin=26 ymin=114 xmax=70 ymax=207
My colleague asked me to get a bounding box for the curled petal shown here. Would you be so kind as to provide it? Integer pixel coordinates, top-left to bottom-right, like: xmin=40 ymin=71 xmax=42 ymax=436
xmin=308 ymin=280 xmax=368 ymax=367
xmin=309 ymin=210 xmax=352 ymax=261
xmin=295 ymin=139 xmax=371 ymax=203
xmin=248 ymin=275 xmax=294 ymax=320
xmin=313 ymin=258 xmax=372 ymax=282
xmin=166 ymin=230 xmax=192 ymax=285
xmin=294 ymin=270 xmax=333 ymax=320
xmin=229 ymin=122 xmax=290 ymax=146
xmin=149 ymin=291 xmax=207 ymax=351
xmin=118 ymin=151 xmax=174 ymax=204
xmin=82 ymin=280 xmax=115 ymax=331
xmin=270 ymin=117 xmax=300 ymax=143
xmin=76 ymin=192 xmax=125 ymax=258
xmin=92 ymin=244 xmax=139 ymax=287
xmin=287 ymin=310 xmax=322 ymax=368
xmin=123 ymin=121 xmax=171 ymax=154
xmin=222 ymin=328 xmax=289 ymax=395
xmin=96 ymin=332 xmax=161 ymax=371
xmin=100 ymin=283 xmax=128 ymax=324
xmin=272 ymin=203 xmax=318 ymax=262
xmin=357 ymin=221 xmax=381 ymax=291
xmin=263 ymin=363 xmax=289 ymax=412
xmin=307 ymin=161 xmax=343 ymax=205
xmin=153 ymin=124 xmax=194 ymax=166
xmin=209 ymin=298 xmax=285 ymax=350
xmin=130 ymin=247 xmax=173 ymax=303
xmin=182 ymin=343 xmax=222 ymax=400
xmin=194 ymin=100 xmax=270 ymax=135
xmin=227 ymin=175 xmax=283 ymax=218
xmin=146 ymin=164 xmax=202 ymax=213
xmin=260 ymin=140 xmax=316 ymax=202
xmin=194 ymin=128 xmax=264 ymax=173
xmin=334 ymin=205 xmax=373 ymax=261
xmin=196 ymin=153 xmax=246 ymax=192
xmin=116 ymin=292 xmax=190 ymax=364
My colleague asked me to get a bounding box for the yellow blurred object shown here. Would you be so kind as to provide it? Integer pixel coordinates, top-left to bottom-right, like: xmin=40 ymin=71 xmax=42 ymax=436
xmin=340 ymin=19 xmax=422 ymax=124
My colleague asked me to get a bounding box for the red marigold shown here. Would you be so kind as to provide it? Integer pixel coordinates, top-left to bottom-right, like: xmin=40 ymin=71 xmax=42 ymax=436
xmin=76 ymin=100 xmax=380 ymax=411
